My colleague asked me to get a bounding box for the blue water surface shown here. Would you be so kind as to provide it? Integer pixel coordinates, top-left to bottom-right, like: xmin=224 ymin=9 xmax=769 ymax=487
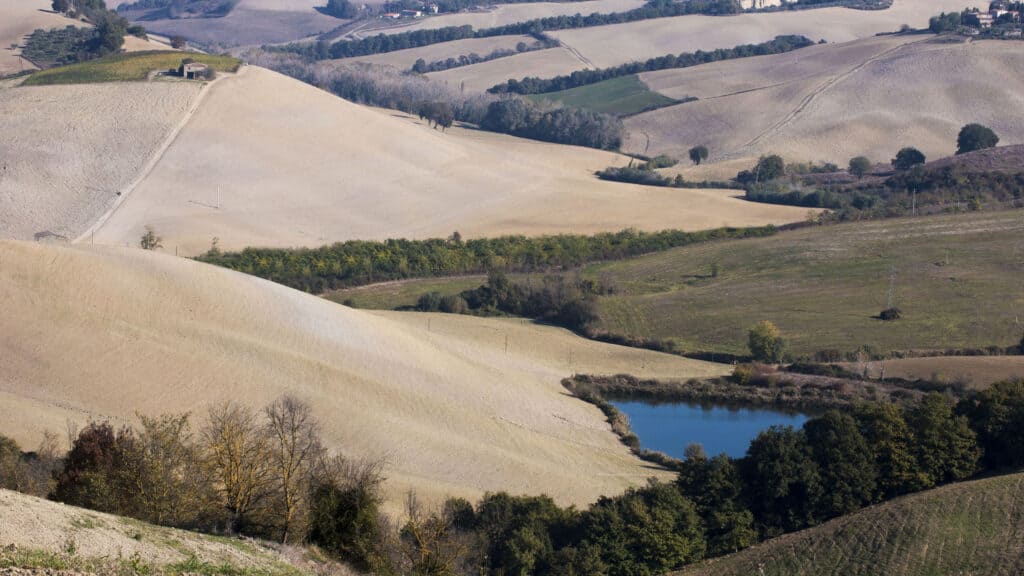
xmin=610 ymin=399 xmax=813 ymax=459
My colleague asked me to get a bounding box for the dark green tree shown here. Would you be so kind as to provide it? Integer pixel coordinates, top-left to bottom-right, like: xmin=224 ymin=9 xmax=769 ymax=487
xmin=324 ymin=0 xmax=358 ymax=18
xmin=307 ymin=469 xmax=385 ymax=571
xmin=741 ymin=426 xmax=822 ymax=535
xmin=853 ymin=403 xmax=928 ymax=498
xmin=958 ymin=379 xmax=1024 ymax=470
xmin=891 ymin=147 xmax=926 ymax=170
xmin=909 ymin=393 xmax=981 ymax=486
xmin=804 ymin=411 xmax=877 ymax=518
xmin=956 ymin=123 xmax=999 ymax=155
xmin=677 ymin=447 xmax=755 ymax=556
xmin=848 ymin=156 xmax=871 ymax=179
xmin=52 ymin=0 xmax=70 ymax=13
xmin=688 ymin=145 xmax=709 ymax=166
xmin=736 ymin=155 xmax=785 ymax=184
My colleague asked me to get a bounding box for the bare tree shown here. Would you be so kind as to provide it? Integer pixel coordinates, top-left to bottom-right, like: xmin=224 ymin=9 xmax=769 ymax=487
xmin=203 ymin=402 xmax=271 ymax=534
xmin=264 ymin=395 xmax=324 ymax=543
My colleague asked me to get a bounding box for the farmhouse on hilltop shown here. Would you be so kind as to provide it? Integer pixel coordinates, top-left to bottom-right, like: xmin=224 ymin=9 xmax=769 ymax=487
xmin=181 ymin=62 xmax=209 ymax=79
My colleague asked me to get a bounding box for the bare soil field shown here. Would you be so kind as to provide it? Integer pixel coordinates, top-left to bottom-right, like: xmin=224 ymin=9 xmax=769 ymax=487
xmin=0 ymin=0 xmax=87 ymax=76
xmin=850 ymin=356 xmax=1024 ymax=389
xmin=0 ymin=241 xmax=727 ymax=509
xmin=336 ymin=34 xmax=536 ymax=71
xmin=86 ymin=66 xmax=810 ymax=255
xmin=426 ymin=45 xmax=589 ymax=91
xmin=0 ymin=80 xmax=202 ymax=241
xmin=625 ymin=37 xmax=1024 ymax=167
xmin=0 ymin=490 xmax=305 ymax=574
xmin=431 ymin=0 xmax=986 ymax=92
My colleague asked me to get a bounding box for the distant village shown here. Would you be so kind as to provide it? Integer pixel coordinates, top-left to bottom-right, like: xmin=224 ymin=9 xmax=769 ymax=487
xmin=966 ymin=1 xmax=1023 ymax=36
xmin=380 ymin=3 xmax=438 ymax=19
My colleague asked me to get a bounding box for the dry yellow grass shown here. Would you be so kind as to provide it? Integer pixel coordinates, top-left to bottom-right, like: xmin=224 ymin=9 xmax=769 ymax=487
xmin=0 ymin=0 xmax=88 ymax=76
xmin=0 ymin=79 xmax=203 ymax=241
xmin=0 ymin=490 xmax=304 ymax=572
xmin=335 ymin=34 xmax=535 ymax=71
xmin=0 ymin=241 xmax=728 ymax=510
xmin=849 ymin=357 xmax=1024 ymax=389
xmin=83 ymin=65 xmax=810 ymax=255
xmin=626 ymin=37 xmax=1024 ymax=167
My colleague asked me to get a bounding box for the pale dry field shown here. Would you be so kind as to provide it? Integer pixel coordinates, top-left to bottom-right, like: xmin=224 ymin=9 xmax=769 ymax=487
xmin=0 ymin=241 xmax=727 ymax=509
xmin=336 ymin=34 xmax=535 ymax=71
xmin=422 ymin=0 xmax=987 ymax=92
xmin=0 ymin=80 xmax=203 ymax=241
xmin=551 ymin=0 xmax=988 ymax=68
xmin=850 ymin=357 xmax=1024 ymax=389
xmin=625 ymin=37 xmax=1024 ymax=167
xmin=0 ymin=0 xmax=87 ymax=76
xmin=86 ymin=66 xmax=810 ymax=255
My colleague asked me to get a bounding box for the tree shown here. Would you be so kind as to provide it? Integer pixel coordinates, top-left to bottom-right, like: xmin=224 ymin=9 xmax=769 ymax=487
xmin=741 ymin=425 xmax=822 ymax=535
xmin=89 ymin=13 xmax=125 ymax=57
xmin=324 ymin=0 xmax=358 ymax=18
xmin=307 ymin=457 xmax=386 ymax=571
xmin=891 ymin=147 xmax=926 ymax=170
xmin=956 ymin=123 xmax=999 ymax=155
xmin=853 ymin=403 xmax=927 ymax=499
xmin=52 ymin=422 xmax=135 ymax=514
xmin=909 ymin=393 xmax=981 ymax=486
xmin=748 ymin=320 xmax=785 ymax=363
xmin=959 ymin=379 xmax=1024 ymax=470
xmin=736 ymin=154 xmax=785 ymax=184
xmin=202 ymin=403 xmax=270 ymax=534
xmin=848 ymin=156 xmax=871 ymax=179
xmin=140 ymin=226 xmax=162 ymax=250
xmin=688 ymin=145 xmax=709 ymax=165
xmin=264 ymin=395 xmax=324 ymax=543
xmin=803 ymin=411 xmax=876 ymax=518
xmin=170 ymin=35 xmax=187 ymax=49
xmin=51 ymin=0 xmax=69 ymax=13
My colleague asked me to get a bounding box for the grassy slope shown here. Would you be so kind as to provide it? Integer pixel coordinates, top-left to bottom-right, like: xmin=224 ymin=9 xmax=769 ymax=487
xmin=673 ymin=471 xmax=1024 ymax=576
xmin=527 ymin=74 xmax=679 ymax=116
xmin=22 ymin=51 xmax=241 ymax=85
xmin=337 ymin=211 xmax=1024 ymax=357
xmin=0 ymin=489 xmax=314 ymax=576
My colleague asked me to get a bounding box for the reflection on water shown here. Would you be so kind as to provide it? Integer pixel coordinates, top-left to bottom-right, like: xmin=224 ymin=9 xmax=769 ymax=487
xmin=609 ymin=398 xmax=814 ymax=459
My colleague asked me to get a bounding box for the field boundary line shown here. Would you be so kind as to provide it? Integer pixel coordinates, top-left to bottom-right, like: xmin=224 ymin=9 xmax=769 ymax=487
xmin=73 ymin=70 xmax=231 ymax=245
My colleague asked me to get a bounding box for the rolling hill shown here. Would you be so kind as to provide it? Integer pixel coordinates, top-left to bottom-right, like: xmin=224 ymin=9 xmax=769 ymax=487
xmin=75 ymin=65 xmax=809 ymax=254
xmin=0 ymin=240 xmax=728 ymax=511
xmin=627 ymin=35 xmax=1024 ymax=169
xmin=0 ymin=0 xmax=88 ymax=76
xmin=673 ymin=471 xmax=1024 ymax=576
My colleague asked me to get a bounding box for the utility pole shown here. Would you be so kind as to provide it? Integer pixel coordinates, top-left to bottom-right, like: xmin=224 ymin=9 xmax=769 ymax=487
xmin=887 ymin=264 xmax=896 ymax=309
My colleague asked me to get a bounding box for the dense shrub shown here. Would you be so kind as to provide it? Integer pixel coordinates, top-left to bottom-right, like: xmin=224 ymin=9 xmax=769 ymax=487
xmin=956 ymin=123 xmax=1000 ymax=155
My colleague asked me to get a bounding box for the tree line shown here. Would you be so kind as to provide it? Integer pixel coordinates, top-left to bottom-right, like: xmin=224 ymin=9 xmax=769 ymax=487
xmin=480 ymin=97 xmax=623 ymax=149
xmin=6 ymin=381 xmax=1024 ymax=575
xmin=411 ymin=36 xmax=557 ymax=74
xmin=195 ymin=226 xmax=778 ymax=293
xmin=487 ymin=35 xmax=815 ymax=95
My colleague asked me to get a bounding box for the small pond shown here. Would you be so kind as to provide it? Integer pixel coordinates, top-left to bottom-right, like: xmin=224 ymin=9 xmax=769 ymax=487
xmin=609 ymin=398 xmax=815 ymax=459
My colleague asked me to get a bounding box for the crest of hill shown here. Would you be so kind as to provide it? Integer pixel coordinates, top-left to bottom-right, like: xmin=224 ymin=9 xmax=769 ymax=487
xmin=626 ymin=37 xmax=1024 ymax=169
xmin=83 ymin=65 xmax=810 ymax=254
xmin=0 ymin=241 xmax=727 ymax=511
xmin=672 ymin=471 xmax=1024 ymax=576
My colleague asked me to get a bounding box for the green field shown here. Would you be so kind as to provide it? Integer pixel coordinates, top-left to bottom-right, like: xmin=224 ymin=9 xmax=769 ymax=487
xmin=674 ymin=471 xmax=1024 ymax=576
xmin=336 ymin=211 xmax=1024 ymax=357
xmin=21 ymin=51 xmax=242 ymax=85
xmin=527 ymin=74 xmax=680 ymax=116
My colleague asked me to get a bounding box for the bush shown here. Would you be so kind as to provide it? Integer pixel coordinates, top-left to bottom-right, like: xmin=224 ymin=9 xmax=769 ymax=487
xmin=879 ymin=307 xmax=902 ymax=321
xmin=689 ymin=145 xmax=709 ymax=165
xmin=848 ymin=156 xmax=871 ymax=179
xmin=736 ymin=155 xmax=785 ymax=184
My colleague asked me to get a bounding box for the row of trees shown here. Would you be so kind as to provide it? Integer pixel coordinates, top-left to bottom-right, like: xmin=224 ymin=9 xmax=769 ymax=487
xmin=488 ymin=35 xmax=815 ymax=95
xmin=480 ymin=97 xmax=623 ymax=149
xmin=196 ymin=225 xmax=778 ymax=293
xmin=411 ymin=37 xmax=556 ymax=74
